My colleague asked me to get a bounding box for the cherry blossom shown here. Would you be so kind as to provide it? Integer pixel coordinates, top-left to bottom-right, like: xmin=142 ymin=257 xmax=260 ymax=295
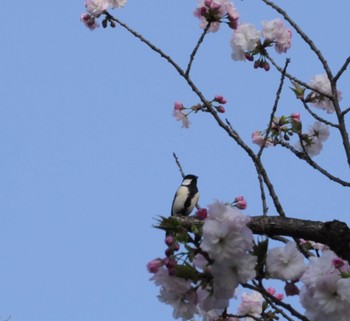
xmin=262 ymin=18 xmax=292 ymax=53
xmin=266 ymin=242 xmax=306 ymax=281
xmin=231 ymin=23 xmax=260 ymax=61
xmin=308 ymin=74 xmax=342 ymax=113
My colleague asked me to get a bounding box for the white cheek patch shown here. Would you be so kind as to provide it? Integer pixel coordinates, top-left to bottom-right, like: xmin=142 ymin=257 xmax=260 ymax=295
xmin=181 ymin=178 xmax=192 ymax=186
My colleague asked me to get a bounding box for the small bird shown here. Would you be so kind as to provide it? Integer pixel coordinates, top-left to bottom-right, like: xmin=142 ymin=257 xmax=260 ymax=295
xmin=171 ymin=174 xmax=199 ymax=216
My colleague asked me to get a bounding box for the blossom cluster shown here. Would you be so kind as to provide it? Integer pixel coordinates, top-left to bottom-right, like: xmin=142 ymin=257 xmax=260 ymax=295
xmin=300 ymin=250 xmax=350 ymax=321
xmin=252 ymin=112 xmax=302 ymax=148
xmin=231 ymin=19 xmax=292 ymax=69
xmin=173 ymin=95 xmax=227 ymax=128
xmin=80 ymin=0 xmax=127 ymax=30
xmin=252 ymin=111 xmax=331 ymax=157
xmin=148 ymin=200 xmax=256 ymax=321
xmin=149 ymin=200 xmax=350 ymax=321
xmin=194 ymin=0 xmax=240 ymax=32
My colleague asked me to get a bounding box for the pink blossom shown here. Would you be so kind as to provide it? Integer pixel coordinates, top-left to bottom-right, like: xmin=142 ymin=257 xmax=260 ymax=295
xmin=231 ymin=23 xmax=261 ymax=61
xmin=309 ymin=74 xmax=342 ymax=113
xmin=107 ymin=0 xmax=127 ymax=8
xmin=262 ymin=19 xmax=292 ymax=53
xmin=252 ymin=131 xmax=272 ymax=147
xmin=85 ymin=0 xmax=109 ymax=16
xmin=237 ymin=291 xmax=264 ymax=318
xmin=173 ymin=110 xmax=190 ymax=128
xmin=194 ymin=0 xmax=240 ymax=33
xmin=266 ymin=242 xmax=306 ymax=281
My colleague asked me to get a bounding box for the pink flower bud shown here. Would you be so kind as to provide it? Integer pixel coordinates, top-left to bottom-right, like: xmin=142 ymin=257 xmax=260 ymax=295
xmin=196 ymin=208 xmax=208 ymax=220
xmin=165 ymin=248 xmax=174 ymax=257
xmin=216 ymin=106 xmax=225 ymax=113
xmin=275 ymin=293 xmax=284 ymax=300
xmin=214 ymin=95 xmax=227 ymax=104
xmin=267 ymin=287 xmax=276 ymax=295
xmin=165 ymin=235 xmax=175 ymax=246
xmin=164 ymin=257 xmax=177 ymax=273
xmin=254 ymin=60 xmax=259 ymax=69
xmin=291 ymin=112 xmax=301 ymax=122
xmin=234 ymin=196 xmax=247 ymax=209
xmin=146 ymin=258 xmax=163 ymax=273
xmin=174 ymin=101 xmax=184 ymax=110
xmin=332 ymin=257 xmax=345 ymax=269
xmin=204 ymin=0 xmax=212 ymax=6
xmin=173 ymin=242 xmax=180 ymax=251
xmin=228 ymin=17 xmax=239 ymax=30
xmin=263 ymin=61 xmax=270 ymax=71
xmin=245 ymin=52 xmax=254 ymax=61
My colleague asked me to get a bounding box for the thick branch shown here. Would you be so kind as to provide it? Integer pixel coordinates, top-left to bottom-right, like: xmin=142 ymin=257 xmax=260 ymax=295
xmin=167 ymin=215 xmax=350 ymax=261
xmin=249 ymin=216 xmax=350 ymax=261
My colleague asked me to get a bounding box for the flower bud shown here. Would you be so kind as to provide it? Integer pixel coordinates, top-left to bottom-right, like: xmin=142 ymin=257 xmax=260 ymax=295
xmin=196 ymin=208 xmax=208 ymax=220
xmin=214 ymin=95 xmax=227 ymax=104
xmin=216 ymin=106 xmax=225 ymax=113
xmin=284 ymin=282 xmax=300 ymax=296
xmin=174 ymin=101 xmax=184 ymax=110
xmin=263 ymin=61 xmax=270 ymax=71
xmin=165 ymin=235 xmax=175 ymax=246
xmin=146 ymin=258 xmax=163 ymax=273
xmin=332 ymin=257 xmax=345 ymax=269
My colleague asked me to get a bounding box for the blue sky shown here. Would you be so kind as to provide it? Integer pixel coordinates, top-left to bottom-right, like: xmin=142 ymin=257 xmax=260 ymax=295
xmin=1 ymin=1 xmax=350 ymax=320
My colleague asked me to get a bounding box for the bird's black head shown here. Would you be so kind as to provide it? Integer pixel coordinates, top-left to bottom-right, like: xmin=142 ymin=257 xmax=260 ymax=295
xmin=183 ymin=174 xmax=198 ymax=181
xmin=182 ymin=174 xmax=198 ymax=186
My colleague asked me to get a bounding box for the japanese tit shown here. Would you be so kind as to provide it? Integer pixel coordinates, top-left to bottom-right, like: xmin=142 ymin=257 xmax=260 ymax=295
xmin=171 ymin=174 xmax=199 ymax=216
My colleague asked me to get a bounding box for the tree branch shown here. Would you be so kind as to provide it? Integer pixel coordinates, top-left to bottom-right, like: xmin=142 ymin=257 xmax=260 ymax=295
xmin=249 ymin=216 xmax=350 ymax=261
xmin=185 ymin=23 xmax=211 ymax=76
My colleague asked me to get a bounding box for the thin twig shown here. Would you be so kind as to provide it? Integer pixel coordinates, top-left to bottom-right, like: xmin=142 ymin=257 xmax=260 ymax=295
xmin=279 ymin=141 xmax=350 ymax=187
xmin=334 ymin=56 xmax=350 ymax=82
xmin=172 ymin=152 xmax=186 ymax=178
xmin=257 ymin=172 xmax=269 ymax=216
xmin=258 ymin=58 xmax=290 ymax=159
xmin=342 ymin=107 xmax=350 ymax=116
xmin=185 ymin=23 xmax=211 ymax=76
xmin=243 ymin=282 xmax=310 ymax=321
xmin=226 ymin=119 xmax=286 ymax=217
xmin=266 ymin=54 xmax=330 ymax=98
xmin=301 ymin=100 xmax=339 ymax=128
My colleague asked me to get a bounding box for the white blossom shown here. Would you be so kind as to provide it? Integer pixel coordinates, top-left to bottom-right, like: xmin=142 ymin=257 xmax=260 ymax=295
xmin=266 ymin=242 xmax=306 ymax=281
xmin=231 ymin=24 xmax=260 ymax=61
xmin=309 ymin=74 xmax=342 ymax=113
xmin=300 ymin=250 xmax=350 ymax=321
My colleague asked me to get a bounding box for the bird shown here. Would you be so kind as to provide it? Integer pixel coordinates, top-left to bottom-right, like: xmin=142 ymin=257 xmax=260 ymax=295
xmin=171 ymin=174 xmax=199 ymax=216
